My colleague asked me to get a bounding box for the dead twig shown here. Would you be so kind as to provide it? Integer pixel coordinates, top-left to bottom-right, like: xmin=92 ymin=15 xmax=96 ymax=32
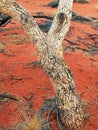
xmin=0 ymin=93 xmax=19 ymax=103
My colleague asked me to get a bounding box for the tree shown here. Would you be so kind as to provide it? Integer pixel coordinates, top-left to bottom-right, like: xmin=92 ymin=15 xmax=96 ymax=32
xmin=0 ymin=0 xmax=84 ymax=129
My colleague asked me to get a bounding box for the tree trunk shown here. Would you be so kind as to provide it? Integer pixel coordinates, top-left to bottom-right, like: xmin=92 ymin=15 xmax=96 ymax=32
xmin=0 ymin=0 xmax=84 ymax=129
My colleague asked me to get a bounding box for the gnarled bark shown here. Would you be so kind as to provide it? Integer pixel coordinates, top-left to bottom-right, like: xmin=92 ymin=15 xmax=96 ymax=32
xmin=0 ymin=0 xmax=84 ymax=129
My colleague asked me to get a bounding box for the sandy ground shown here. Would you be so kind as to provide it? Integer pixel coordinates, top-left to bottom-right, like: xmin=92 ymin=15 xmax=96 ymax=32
xmin=0 ymin=0 xmax=98 ymax=130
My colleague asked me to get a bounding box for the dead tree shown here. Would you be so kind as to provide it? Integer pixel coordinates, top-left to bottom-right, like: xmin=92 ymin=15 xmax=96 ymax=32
xmin=0 ymin=0 xmax=84 ymax=129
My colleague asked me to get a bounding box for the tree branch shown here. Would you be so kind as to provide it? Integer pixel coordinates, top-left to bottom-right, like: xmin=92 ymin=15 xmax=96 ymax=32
xmin=0 ymin=0 xmax=45 ymax=43
xmin=47 ymin=0 xmax=73 ymax=45
xmin=0 ymin=0 xmax=47 ymax=63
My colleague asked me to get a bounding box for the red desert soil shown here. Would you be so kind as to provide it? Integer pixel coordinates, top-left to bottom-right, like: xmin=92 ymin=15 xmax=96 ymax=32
xmin=0 ymin=0 xmax=98 ymax=130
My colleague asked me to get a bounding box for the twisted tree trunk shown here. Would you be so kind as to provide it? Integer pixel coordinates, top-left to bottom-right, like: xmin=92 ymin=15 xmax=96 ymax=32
xmin=0 ymin=0 xmax=84 ymax=129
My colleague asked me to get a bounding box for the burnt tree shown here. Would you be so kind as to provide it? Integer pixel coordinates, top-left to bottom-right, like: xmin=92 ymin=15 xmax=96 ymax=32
xmin=0 ymin=0 xmax=84 ymax=129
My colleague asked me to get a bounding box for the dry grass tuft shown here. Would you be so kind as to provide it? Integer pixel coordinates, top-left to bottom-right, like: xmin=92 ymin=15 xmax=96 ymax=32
xmin=26 ymin=114 xmax=42 ymax=130
xmin=6 ymin=114 xmax=43 ymax=130
xmin=0 ymin=43 xmax=5 ymax=52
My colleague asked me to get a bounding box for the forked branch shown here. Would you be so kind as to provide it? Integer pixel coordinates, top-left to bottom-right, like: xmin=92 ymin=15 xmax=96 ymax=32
xmin=0 ymin=0 xmax=84 ymax=130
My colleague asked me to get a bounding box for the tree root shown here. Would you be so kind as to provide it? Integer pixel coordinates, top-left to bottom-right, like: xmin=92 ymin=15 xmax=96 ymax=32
xmin=38 ymin=97 xmax=63 ymax=130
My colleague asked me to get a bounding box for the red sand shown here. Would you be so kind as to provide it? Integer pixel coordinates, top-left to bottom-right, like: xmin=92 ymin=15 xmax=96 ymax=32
xmin=0 ymin=0 xmax=98 ymax=130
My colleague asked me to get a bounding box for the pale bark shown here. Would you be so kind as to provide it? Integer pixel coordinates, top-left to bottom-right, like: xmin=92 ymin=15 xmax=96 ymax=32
xmin=0 ymin=0 xmax=84 ymax=129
